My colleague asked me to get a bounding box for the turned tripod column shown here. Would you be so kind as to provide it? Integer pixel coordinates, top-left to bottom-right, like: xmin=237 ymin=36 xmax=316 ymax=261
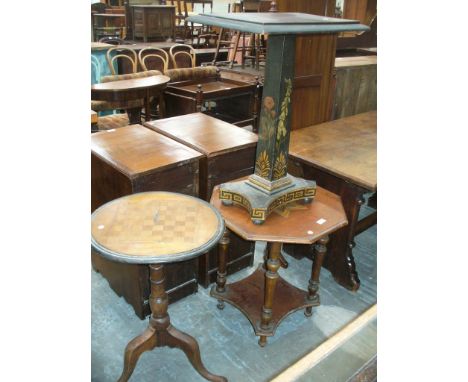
xmin=259 ymin=241 xmax=282 ymax=347
xmin=305 ymin=236 xmax=329 ymax=317
xmin=148 ymin=264 xmax=170 ymax=327
xmin=117 ymin=264 xmax=168 ymax=382
xmin=215 ymin=229 xmax=230 ymax=310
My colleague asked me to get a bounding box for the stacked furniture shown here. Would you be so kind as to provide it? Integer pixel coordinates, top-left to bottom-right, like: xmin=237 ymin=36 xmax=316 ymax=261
xmin=144 ymin=113 xmax=258 ymax=286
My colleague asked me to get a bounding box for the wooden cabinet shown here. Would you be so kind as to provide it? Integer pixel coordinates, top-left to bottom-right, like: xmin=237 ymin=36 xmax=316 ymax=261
xmin=91 ymin=124 xmax=203 ymax=318
xmin=131 ymin=5 xmax=176 ymax=42
xmin=144 ymin=113 xmax=258 ymax=286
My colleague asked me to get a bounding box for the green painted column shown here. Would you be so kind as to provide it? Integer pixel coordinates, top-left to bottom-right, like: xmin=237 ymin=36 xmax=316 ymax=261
xmin=253 ymin=34 xmax=295 ymax=188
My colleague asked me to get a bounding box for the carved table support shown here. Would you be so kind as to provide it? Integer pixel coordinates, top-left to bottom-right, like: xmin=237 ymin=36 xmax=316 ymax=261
xmin=118 ymin=264 xmax=227 ymax=382
xmin=324 ymin=189 xmax=364 ymax=291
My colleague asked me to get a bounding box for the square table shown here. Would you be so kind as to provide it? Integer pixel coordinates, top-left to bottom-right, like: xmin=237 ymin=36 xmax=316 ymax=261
xmin=288 ymin=111 xmax=376 ymax=290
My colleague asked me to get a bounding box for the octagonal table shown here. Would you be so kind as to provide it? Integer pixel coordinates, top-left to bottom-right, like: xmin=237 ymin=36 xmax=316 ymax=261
xmin=91 ymin=192 xmax=226 ymax=382
xmin=210 ymin=182 xmax=348 ymax=347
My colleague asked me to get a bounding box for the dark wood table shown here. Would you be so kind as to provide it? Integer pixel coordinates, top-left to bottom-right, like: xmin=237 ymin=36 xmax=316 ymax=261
xmin=288 ymin=111 xmax=377 ymax=291
xmin=165 ymin=76 xmax=260 ymax=129
xmin=210 ymin=183 xmax=348 ymax=347
xmin=91 ymin=75 xmax=170 ymax=124
xmin=91 ymin=192 xmax=226 ymax=382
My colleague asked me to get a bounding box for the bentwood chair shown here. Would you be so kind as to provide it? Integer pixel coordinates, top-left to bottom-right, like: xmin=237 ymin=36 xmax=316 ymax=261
xmin=139 ymin=48 xmax=170 ymax=73
xmin=169 ymin=44 xmax=196 ymax=69
xmin=92 ymin=42 xmax=164 ymax=131
xmin=106 ymin=46 xmax=138 ymax=75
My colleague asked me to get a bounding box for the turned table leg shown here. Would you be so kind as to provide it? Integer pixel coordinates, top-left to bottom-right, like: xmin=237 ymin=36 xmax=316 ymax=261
xmin=118 ymin=264 xmax=227 ymax=382
xmin=126 ymin=107 xmax=142 ymax=125
xmin=263 ymin=242 xmax=288 ymax=270
xmin=258 ymin=242 xmax=282 ymax=347
xmin=305 ymin=235 xmax=328 ymax=317
xmin=215 ymin=229 xmax=230 ymax=310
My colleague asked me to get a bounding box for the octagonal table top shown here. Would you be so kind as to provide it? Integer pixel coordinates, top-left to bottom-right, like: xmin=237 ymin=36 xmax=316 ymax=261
xmin=91 ymin=192 xmax=224 ymax=264
xmin=210 ymin=183 xmax=347 ymax=244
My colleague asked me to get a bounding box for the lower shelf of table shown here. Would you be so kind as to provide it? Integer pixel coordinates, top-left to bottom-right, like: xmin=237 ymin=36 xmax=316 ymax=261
xmin=210 ymin=264 xmax=319 ymax=338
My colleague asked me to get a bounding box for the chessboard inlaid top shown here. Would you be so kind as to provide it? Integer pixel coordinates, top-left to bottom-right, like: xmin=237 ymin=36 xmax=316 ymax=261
xmin=91 ymin=192 xmax=224 ymax=264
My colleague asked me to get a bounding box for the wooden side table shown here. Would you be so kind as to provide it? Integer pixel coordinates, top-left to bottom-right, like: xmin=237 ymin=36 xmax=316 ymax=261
xmin=91 ymin=75 xmax=170 ymax=125
xmin=288 ymin=111 xmax=377 ymax=291
xmin=91 ymin=192 xmax=226 ymax=382
xmin=210 ymin=183 xmax=348 ymax=346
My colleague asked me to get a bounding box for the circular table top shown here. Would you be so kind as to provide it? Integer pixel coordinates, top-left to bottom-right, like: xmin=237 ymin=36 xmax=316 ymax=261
xmin=91 ymin=192 xmax=224 ymax=264
xmin=91 ymin=75 xmax=170 ymax=93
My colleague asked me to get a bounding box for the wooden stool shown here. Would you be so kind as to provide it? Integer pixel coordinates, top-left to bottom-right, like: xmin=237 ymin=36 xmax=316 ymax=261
xmin=91 ymin=192 xmax=227 ymax=382
xmin=210 ymin=183 xmax=348 ymax=347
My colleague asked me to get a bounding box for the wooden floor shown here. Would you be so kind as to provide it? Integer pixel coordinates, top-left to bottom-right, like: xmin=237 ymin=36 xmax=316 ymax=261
xmin=91 ymin=202 xmax=376 ymax=381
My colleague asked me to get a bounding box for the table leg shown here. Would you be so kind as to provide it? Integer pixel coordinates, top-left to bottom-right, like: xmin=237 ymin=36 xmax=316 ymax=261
xmin=305 ymin=235 xmax=328 ymax=317
xmin=325 ymin=190 xmax=364 ymax=291
xmin=211 ymin=27 xmax=223 ymax=65
xmin=145 ymin=90 xmax=152 ymax=122
xmin=126 ymin=107 xmax=142 ymax=125
xmin=118 ymin=264 xmax=226 ymax=382
xmin=158 ymin=92 xmax=166 ymax=119
xmin=263 ymin=242 xmax=287 ymax=269
xmin=259 ymin=241 xmax=282 ymax=347
xmin=215 ymin=228 xmax=230 ymax=309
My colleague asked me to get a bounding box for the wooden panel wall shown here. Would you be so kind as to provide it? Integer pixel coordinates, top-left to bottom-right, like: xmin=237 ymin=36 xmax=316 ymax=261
xmin=291 ymin=33 xmax=337 ymax=130
xmin=332 ymin=57 xmax=377 ymax=120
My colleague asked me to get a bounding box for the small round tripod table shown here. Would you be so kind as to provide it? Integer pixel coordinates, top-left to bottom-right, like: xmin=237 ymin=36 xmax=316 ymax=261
xmin=210 ymin=183 xmax=348 ymax=347
xmin=91 ymin=192 xmax=227 ymax=382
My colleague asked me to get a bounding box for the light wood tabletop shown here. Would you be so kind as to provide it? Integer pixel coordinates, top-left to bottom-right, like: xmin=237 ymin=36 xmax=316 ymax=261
xmin=211 ymin=183 xmax=347 ymax=244
xmin=289 ymin=111 xmax=376 ymax=191
xmin=91 ymin=124 xmax=202 ymax=177
xmin=91 ymin=192 xmax=224 ymax=264
xmin=144 ymin=113 xmax=258 ymax=157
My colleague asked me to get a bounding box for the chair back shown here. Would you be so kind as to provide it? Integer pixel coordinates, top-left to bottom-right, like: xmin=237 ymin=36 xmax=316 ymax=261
xmin=139 ymin=47 xmax=169 ymax=73
xmin=106 ymin=47 xmax=138 ymax=75
xmin=169 ymin=44 xmax=196 ymax=69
